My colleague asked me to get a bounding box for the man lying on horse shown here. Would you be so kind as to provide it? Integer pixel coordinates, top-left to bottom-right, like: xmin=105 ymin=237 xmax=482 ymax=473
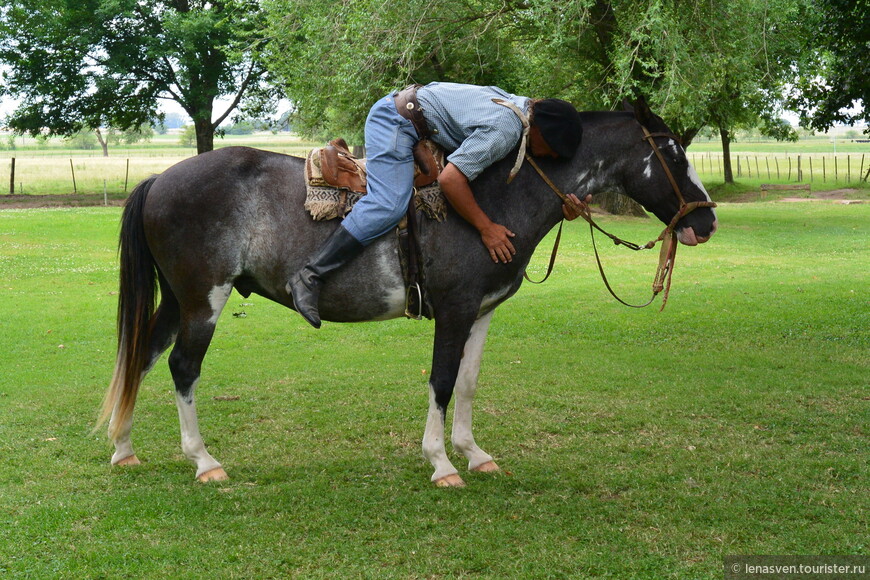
xmin=287 ymin=82 xmax=589 ymax=329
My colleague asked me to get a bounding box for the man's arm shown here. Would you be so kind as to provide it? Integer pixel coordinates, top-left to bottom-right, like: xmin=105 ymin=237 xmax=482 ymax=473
xmin=438 ymin=163 xmax=516 ymax=263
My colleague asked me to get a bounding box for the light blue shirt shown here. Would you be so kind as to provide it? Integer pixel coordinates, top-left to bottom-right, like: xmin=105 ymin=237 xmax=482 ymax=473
xmin=416 ymin=82 xmax=530 ymax=181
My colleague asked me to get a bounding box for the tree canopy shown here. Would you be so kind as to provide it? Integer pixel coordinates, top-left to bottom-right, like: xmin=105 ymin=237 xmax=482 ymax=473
xmin=263 ymin=0 xmax=809 ymax=146
xmin=789 ymin=0 xmax=870 ymax=133
xmin=0 ymin=0 xmax=278 ymax=153
xmin=263 ymin=0 xmax=809 ymax=192
xmin=2 ymin=0 xmax=864 ymax=163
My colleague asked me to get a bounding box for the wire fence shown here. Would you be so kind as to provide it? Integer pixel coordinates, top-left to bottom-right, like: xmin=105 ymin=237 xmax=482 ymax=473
xmin=1 ymin=150 xmax=868 ymax=196
xmin=1 ymin=146 xmax=311 ymax=196
xmin=689 ymin=152 xmax=869 ymax=185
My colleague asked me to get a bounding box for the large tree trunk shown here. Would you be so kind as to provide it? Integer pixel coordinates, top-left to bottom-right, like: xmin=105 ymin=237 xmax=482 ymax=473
xmin=720 ymin=127 xmax=734 ymax=184
xmin=194 ymin=117 xmax=215 ymax=154
xmin=680 ymin=128 xmax=700 ymax=149
xmin=595 ymin=191 xmax=648 ymax=217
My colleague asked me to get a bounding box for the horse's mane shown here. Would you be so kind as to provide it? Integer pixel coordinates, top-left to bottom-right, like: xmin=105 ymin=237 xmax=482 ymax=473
xmin=578 ymin=110 xmax=634 ymax=122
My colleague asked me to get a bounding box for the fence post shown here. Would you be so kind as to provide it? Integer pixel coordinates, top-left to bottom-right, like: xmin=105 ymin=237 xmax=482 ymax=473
xmin=70 ymin=159 xmax=77 ymax=194
xmin=9 ymin=158 xmax=14 ymax=195
xmin=809 ymin=157 xmax=813 ymax=183
xmin=798 ymin=155 xmax=802 ymax=182
xmin=125 ymin=158 xmax=130 ymax=192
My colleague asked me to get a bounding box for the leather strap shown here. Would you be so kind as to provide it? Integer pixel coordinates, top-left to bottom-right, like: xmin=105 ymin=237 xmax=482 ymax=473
xmin=522 ymin=127 xmax=716 ymax=310
xmin=491 ymin=98 xmax=530 ymax=183
xmin=523 ymin=218 xmax=563 ymax=284
xmin=394 ymin=85 xmax=431 ymax=139
xmin=641 ymin=127 xmax=686 ymax=206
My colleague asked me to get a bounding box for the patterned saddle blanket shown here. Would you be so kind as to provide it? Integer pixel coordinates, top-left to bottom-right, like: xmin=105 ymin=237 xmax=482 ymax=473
xmin=304 ymin=138 xmax=447 ymax=222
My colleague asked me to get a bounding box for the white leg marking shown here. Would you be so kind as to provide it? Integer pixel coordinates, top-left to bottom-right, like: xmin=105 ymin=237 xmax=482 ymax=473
xmin=175 ymin=383 xmax=223 ymax=478
xmin=207 ymin=282 xmax=234 ymax=325
xmin=451 ymin=311 xmax=496 ymax=470
xmin=422 ymin=384 xmax=460 ymax=483
xmin=109 ymin=403 xmax=137 ymax=465
xmin=479 ymin=288 xmax=512 ymax=314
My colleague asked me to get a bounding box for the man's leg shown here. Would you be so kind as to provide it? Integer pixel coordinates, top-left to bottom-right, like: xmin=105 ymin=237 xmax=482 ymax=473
xmin=287 ymin=94 xmax=417 ymax=328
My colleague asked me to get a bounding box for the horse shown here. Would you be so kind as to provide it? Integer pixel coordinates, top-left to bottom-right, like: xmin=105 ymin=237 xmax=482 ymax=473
xmin=97 ymin=100 xmax=717 ymax=487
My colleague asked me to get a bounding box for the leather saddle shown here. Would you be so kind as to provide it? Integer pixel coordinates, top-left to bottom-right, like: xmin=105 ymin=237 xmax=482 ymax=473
xmin=315 ymin=137 xmax=443 ymax=193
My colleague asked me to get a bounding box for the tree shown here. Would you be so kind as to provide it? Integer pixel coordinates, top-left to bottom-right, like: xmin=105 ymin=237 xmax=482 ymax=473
xmin=92 ymin=124 xmax=155 ymax=157
xmin=525 ymin=0 xmax=802 ymax=184
xmin=263 ymin=0 xmax=527 ymax=144
xmin=0 ymin=0 xmax=279 ymax=154
xmin=789 ymin=0 xmax=870 ymax=134
xmin=265 ymin=0 xmax=806 ymax=195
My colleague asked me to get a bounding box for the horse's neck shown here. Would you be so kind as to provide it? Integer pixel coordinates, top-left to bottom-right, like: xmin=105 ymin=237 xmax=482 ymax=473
xmin=466 ymin=113 xmax=633 ymax=240
xmin=570 ymin=116 xmax=632 ymax=199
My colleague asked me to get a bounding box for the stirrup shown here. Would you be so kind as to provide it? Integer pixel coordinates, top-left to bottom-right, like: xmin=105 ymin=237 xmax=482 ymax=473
xmin=404 ymin=282 xmax=423 ymax=320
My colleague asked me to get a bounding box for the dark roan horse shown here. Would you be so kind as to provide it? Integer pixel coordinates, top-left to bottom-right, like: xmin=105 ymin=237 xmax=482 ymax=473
xmin=98 ymin=101 xmax=717 ymax=487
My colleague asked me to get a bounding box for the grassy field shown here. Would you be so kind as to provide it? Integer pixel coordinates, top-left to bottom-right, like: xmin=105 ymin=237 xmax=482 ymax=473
xmin=0 ymin=201 xmax=866 ymax=578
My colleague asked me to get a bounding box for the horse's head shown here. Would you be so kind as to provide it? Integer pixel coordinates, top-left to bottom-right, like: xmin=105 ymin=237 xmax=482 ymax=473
xmin=619 ymin=99 xmax=718 ymax=246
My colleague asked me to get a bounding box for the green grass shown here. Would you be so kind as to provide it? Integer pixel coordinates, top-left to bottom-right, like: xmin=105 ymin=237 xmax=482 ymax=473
xmin=0 ymin=203 xmax=867 ymax=578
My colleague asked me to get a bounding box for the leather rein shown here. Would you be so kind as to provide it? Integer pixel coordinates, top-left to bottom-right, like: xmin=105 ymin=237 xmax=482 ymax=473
xmin=523 ymin=125 xmax=717 ymax=311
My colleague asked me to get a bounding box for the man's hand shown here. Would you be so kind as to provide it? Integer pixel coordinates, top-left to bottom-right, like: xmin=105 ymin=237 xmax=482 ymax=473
xmin=438 ymin=163 xmax=516 ymax=263
xmin=562 ymin=193 xmax=592 ymax=221
xmin=480 ymin=223 xmax=516 ymax=263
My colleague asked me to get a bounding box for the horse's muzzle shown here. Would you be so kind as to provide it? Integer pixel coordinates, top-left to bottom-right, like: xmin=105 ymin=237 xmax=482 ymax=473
xmin=677 ymin=218 xmax=718 ymax=246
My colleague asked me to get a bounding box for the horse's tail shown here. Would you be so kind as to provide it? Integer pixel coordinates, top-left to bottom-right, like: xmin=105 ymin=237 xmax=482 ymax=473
xmin=96 ymin=176 xmax=159 ymax=439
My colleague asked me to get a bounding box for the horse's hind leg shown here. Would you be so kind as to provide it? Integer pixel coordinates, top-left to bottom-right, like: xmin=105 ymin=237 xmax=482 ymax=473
xmin=110 ymin=295 xmax=179 ymax=467
xmin=169 ymin=283 xmax=233 ymax=482
xmin=450 ymin=310 xmax=500 ymax=474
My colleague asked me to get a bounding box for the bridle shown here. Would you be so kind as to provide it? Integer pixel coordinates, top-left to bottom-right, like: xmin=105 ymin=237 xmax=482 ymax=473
xmin=523 ymin=125 xmax=717 ymax=310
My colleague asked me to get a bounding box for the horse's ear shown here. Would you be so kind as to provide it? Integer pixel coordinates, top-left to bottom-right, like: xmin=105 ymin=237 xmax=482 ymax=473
xmin=621 ymin=98 xmax=634 ymax=113
xmin=632 ymin=95 xmax=653 ymax=126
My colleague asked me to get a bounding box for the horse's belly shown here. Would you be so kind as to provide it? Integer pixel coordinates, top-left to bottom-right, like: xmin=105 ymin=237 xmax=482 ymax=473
xmin=318 ymin=240 xmax=407 ymax=323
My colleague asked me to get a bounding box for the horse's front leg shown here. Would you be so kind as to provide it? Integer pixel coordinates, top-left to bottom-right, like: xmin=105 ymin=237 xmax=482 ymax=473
xmin=451 ymin=310 xmax=500 ymax=474
xmin=423 ymin=305 xmax=478 ymax=487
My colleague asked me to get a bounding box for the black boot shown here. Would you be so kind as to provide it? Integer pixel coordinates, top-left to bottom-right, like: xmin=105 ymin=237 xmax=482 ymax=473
xmin=287 ymin=225 xmax=364 ymax=328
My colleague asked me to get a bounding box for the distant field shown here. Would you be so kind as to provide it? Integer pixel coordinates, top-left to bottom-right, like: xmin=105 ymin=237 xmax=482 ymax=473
xmin=0 ymin=131 xmax=320 ymax=157
xmin=1 ymin=131 xmax=869 ymax=196
xmin=0 ymin=133 xmax=319 ymax=196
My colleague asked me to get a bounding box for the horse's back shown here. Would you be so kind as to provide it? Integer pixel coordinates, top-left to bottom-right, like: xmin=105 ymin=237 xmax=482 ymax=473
xmin=140 ymin=147 xmax=407 ymax=320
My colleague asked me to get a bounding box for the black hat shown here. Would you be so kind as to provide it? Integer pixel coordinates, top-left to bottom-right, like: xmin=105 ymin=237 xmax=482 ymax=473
xmin=532 ymin=99 xmax=582 ymax=159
